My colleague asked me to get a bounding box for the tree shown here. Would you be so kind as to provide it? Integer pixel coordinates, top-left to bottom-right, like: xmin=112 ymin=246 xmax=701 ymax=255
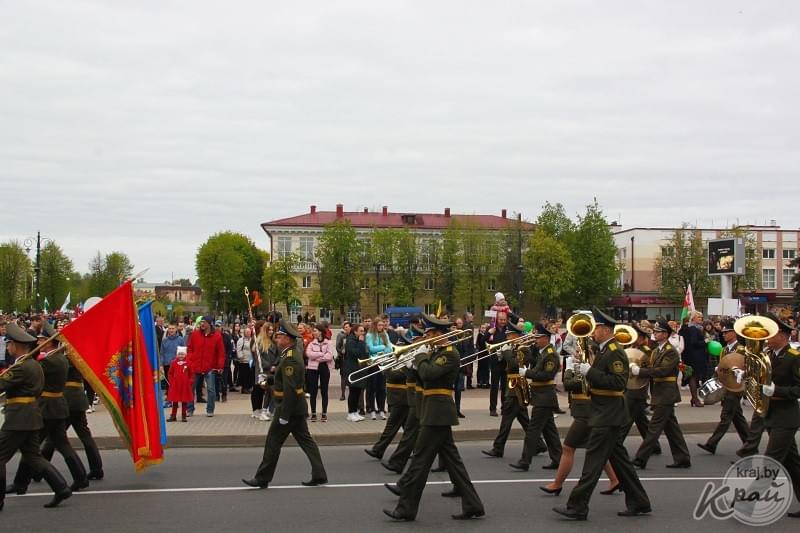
xmin=315 ymin=220 xmax=363 ymax=320
xmin=263 ymin=253 xmax=299 ymax=313
xmin=387 ymin=229 xmax=420 ymax=307
xmin=568 ymin=200 xmax=620 ymax=308
xmin=0 ymin=240 xmax=32 ymax=312
xmin=39 ymin=241 xmax=74 ymax=312
xmin=456 ymin=222 xmax=499 ymax=314
xmin=524 ymin=229 xmax=575 ymax=313
xmin=535 ymin=201 xmax=576 ymax=241
xmin=497 ymin=216 xmax=530 ymax=312
xmin=195 ymin=232 xmax=266 ymax=313
xmin=655 ymin=224 xmax=718 ymax=303
xmin=432 ymin=223 xmax=460 ymax=313
xmin=87 ymin=251 xmax=134 ymax=297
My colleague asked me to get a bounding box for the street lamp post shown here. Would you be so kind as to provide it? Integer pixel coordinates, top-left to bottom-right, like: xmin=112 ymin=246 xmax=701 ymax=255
xmin=24 ymin=231 xmax=51 ymax=312
xmin=220 ymin=286 xmax=230 ymax=320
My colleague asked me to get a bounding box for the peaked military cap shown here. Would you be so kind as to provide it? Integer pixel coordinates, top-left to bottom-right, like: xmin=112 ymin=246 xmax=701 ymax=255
xmin=275 ymin=319 xmax=299 ymax=339
xmin=532 ymin=323 xmax=550 ymax=337
xmin=720 ymin=319 xmax=735 ymax=333
xmin=421 ymin=313 xmax=453 ymax=332
xmin=592 ymin=307 xmax=616 ymax=328
xmin=653 ymin=319 xmax=673 ymax=335
xmin=5 ymin=322 xmax=37 ymax=344
xmin=408 ymin=322 xmax=425 ymax=337
xmin=764 ymin=312 xmax=794 ymax=334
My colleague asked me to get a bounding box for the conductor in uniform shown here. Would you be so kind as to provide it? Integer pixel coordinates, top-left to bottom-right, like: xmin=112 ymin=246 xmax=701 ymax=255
xmin=553 ymin=308 xmax=650 ymax=520
xmin=242 ymin=320 xmax=327 ymax=489
xmin=0 ymin=323 xmax=72 ymax=510
xmin=384 ymin=314 xmax=484 ymax=521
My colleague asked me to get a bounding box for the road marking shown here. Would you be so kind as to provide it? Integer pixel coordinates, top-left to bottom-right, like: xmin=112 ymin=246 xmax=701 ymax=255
xmin=11 ymin=476 xmax=728 ymax=498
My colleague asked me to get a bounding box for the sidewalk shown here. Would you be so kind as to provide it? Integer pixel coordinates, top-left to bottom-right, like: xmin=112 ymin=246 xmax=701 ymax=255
xmin=3 ymin=382 xmax=739 ymax=449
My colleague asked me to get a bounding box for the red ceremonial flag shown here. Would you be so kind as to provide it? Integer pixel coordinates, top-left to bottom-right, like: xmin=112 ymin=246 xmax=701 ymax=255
xmin=60 ymin=280 xmax=164 ymax=471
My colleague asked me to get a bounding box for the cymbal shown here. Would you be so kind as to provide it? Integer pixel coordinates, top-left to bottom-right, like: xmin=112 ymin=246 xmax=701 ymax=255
xmin=717 ymin=353 xmax=745 ymax=392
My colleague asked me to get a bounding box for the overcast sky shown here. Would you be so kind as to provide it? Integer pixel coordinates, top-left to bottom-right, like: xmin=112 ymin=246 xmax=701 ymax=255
xmin=2 ymin=1 xmax=798 ymax=283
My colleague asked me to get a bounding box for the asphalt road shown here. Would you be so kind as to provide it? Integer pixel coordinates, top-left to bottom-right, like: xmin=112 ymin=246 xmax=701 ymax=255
xmin=3 ymin=434 xmax=797 ymax=532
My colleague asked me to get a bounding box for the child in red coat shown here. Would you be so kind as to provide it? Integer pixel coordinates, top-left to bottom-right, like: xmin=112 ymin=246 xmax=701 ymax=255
xmin=167 ymin=347 xmax=193 ymax=422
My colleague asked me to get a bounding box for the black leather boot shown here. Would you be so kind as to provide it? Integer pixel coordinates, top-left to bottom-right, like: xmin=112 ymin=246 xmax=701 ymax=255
xmin=65 ymin=455 xmax=89 ymax=491
xmin=41 ymin=464 xmax=72 ymax=508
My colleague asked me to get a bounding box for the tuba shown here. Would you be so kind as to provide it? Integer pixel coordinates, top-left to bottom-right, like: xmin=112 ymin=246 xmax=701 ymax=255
xmin=567 ymin=312 xmax=596 ymax=395
xmin=733 ymin=315 xmax=779 ymax=417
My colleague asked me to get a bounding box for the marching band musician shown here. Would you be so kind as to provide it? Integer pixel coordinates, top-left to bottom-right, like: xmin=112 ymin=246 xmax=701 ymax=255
xmin=482 ymin=321 xmax=545 ymax=459
xmin=697 ymin=319 xmax=750 ymax=455
xmin=242 ymin=320 xmax=327 ymax=489
xmin=631 ymin=320 xmax=691 ymax=469
xmin=384 ymin=314 xmax=484 ymax=521
xmin=553 ymin=308 xmax=650 ymax=520
xmin=623 ymin=321 xmax=662 ymax=454
xmin=509 ymin=323 xmax=562 ymax=471
xmin=759 ymin=313 xmax=800 ymax=518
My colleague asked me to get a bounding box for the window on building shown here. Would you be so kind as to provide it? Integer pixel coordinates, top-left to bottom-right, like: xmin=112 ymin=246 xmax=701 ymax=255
xmin=347 ymin=310 xmax=361 ymax=325
xmin=762 ymin=268 xmax=776 ymax=289
xmin=298 ymin=237 xmax=314 ymax=262
xmin=488 ymin=279 xmax=496 ymax=291
xmin=424 ymin=303 xmax=436 ymax=315
xmin=424 ymin=278 xmax=434 ymax=290
xmin=783 ymin=248 xmax=796 ymax=259
xmin=783 ymin=269 xmax=797 ymax=290
xmin=302 ymin=275 xmax=312 ymax=289
xmin=661 ymin=246 xmax=675 ymax=257
xmin=762 ymin=248 xmax=775 ymax=259
xmin=276 ymin=237 xmax=292 ymax=259
xmin=289 ymin=300 xmax=303 ymax=320
xmin=360 ymin=277 xmax=370 ymax=290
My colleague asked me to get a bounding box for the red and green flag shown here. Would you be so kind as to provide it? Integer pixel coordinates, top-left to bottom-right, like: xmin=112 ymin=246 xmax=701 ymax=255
xmin=680 ymin=284 xmax=696 ymax=323
xmin=60 ymin=280 xmax=164 ymax=471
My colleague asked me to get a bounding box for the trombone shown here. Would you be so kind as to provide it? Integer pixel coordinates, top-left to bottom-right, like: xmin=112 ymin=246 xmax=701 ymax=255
xmin=348 ymin=329 xmax=469 ymax=384
xmin=460 ymin=333 xmax=536 ymax=368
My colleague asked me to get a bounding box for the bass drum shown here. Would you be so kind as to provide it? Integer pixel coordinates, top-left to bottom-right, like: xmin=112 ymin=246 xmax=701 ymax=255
xmin=698 ymin=378 xmax=725 ymax=405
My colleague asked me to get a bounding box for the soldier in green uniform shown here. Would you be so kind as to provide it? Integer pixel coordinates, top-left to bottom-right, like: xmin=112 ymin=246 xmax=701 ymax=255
xmin=510 ymin=323 xmax=562 ymax=471
xmin=759 ymin=313 xmax=800 ymax=518
xmin=384 ymin=314 xmax=484 ymax=521
xmin=554 ymin=308 xmax=651 ymax=520
xmin=9 ymin=324 xmax=89 ymax=494
xmin=41 ymin=353 xmax=104 ymax=480
xmin=631 ymin=320 xmax=691 ymax=469
xmin=0 ymin=323 xmax=71 ymax=510
xmin=365 ymin=332 xmax=412 ymax=460
xmin=697 ymin=319 xmax=750 ymax=455
xmin=623 ymin=321 xmax=662 ymax=454
xmin=242 ymin=320 xmax=327 ymax=489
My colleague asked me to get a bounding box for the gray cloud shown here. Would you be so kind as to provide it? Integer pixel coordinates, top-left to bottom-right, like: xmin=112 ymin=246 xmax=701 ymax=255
xmin=1 ymin=0 xmax=798 ymax=282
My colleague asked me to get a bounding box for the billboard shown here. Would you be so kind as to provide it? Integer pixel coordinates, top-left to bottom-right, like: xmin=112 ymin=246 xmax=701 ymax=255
xmin=708 ymin=237 xmax=745 ymax=276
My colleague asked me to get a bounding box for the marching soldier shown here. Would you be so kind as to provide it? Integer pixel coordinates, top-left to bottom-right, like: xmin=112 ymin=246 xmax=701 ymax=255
xmin=631 ymin=320 xmax=691 ymax=469
xmin=365 ymin=332 xmax=411 ymax=461
xmin=760 ymin=313 xmax=800 ymax=518
xmin=8 ymin=324 xmax=89 ymax=494
xmin=384 ymin=314 xmax=484 ymax=521
xmin=697 ymin=319 xmax=750 ymax=455
xmin=623 ymin=321 xmax=662 ymax=454
xmin=554 ymin=308 xmax=650 ymax=520
xmin=0 ymin=323 xmax=72 ymax=510
xmin=242 ymin=320 xmax=327 ymax=489
xmin=509 ymin=323 xmax=562 ymax=471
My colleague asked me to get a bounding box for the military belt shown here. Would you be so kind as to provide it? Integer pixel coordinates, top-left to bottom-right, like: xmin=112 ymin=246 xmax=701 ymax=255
xmin=386 ymin=383 xmax=406 ymax=390
xmin=653 ymin=376 xmax=677 ymax=383
xmin=406 ymin=383 xmax=416 ymax=389
xmin=590 ymin=388 xmax=624 ymax=397
xmin=40 ymin=391 xmax=64 ymax=398
xmin=532 ymin=380 xmax=555 ymax=387
xmin=571 ymin=394 xmax=591 ymax=401
xmin=415 ymin=386 xmax=424 ymax=393
xmin=423 ymin=388 xmax=453 ymax=397
xmin=6 ymin=396 xmax=36 ymax=405
xmin=65 ymin=381 xmax=83 ymax=388
xmin=272 ymin=388 xmax=304 ymax=398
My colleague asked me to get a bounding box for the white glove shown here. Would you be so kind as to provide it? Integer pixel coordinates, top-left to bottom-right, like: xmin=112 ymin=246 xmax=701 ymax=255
xmin=579 ymin=363 xmax=591 ymax=375
xmin=518 ymin=365 xmax=528 ymax=376
xmin=733 ymin=368 xmax=745 ymax=384
xmin=414 ymin=345 xmax=430 ymax=357
xmin=279 ymin=418 xmax=289 ymax=425
xmin=630 ymin=364 xmax=640 ymax=376
xmin=762 ymin=383 xmax=775 ymax=397
xmin=405 ymin=358 xmax=414 ymax=369
xmin=500 ymin=344 xmax=513 ymax=354
xmin=565 ymin=357 xmax=575 ymax=369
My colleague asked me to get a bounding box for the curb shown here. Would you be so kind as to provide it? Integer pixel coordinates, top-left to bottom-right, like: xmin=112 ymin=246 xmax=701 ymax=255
xmin=77 ymin=422 xmax=720 ymax=450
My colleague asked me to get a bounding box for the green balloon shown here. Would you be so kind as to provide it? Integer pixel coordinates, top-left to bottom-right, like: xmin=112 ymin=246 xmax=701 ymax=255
xmin=707 ymin=340 xmax=723 ymax=357
xmin=524 ymin=321 xmax=533 ymax=333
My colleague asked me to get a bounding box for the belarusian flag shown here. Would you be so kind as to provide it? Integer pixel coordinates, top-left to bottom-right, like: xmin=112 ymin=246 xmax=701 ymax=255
xmin=680 ymin=284 xmax=696 ymax=322
xmin=59 ymin=280 xmax=164 ymax=471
